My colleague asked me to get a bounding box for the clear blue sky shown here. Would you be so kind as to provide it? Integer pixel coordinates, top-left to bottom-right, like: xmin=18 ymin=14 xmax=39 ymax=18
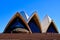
xmin=0 ymin=0 xmax=60 ymax=33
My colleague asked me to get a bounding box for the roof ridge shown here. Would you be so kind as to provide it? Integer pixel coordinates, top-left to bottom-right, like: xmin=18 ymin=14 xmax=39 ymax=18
xmin=27 ymin=11 xmax=38 ymax=23
xmin=20 ymin=11 xmax=29 ymax=22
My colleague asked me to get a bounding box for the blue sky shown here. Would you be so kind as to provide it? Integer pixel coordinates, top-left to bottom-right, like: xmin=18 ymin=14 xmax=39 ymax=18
xmin=0 ymin=0 xmax=60 ymax=33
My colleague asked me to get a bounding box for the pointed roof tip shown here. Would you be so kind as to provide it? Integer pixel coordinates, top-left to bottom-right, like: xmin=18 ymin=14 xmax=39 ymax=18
xmin=45 ymin=14 xmax=51 ymax=19
xmin=33 ymin=11 xmax=37 ymax=13
xmin=15 ymin=12 xmax=20 ymax=16
xmin=20 ymin=11 xmax=29 ymax=21
xmin=28 ymin=11 xmax=38 ymax=19
xmin=29 ymin=11 xmax=38 ymax=19
xmin=32 ymin=11 xmax=38 ymax=15
xmin=27 ymin=11 xmax=40 ymax=23
xmin=16 ymin=12 xmax=20 ymax=14
xmin=20 ymin=11 xmax=25 ymax=14
xmin=20 ymin=11 xmax=29 ymax=19
xmin=46 ymin=15 xmax=52 ymax=22
xmin=42 ymin=14 xmax=52 ymax=23
xmin=15 ymin=12 xmax=20 ymax=15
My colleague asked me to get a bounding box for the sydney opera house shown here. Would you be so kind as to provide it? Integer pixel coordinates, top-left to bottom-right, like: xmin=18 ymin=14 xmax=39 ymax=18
xmin=0 ymin=11 xmax=60 ymax=40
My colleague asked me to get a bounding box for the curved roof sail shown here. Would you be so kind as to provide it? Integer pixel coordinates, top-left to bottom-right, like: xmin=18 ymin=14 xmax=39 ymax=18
xmin=27 ymin=11 xmax=42 ymax=33
xmin=3 ymin=12 xmax=32 ymax=33
xmin=41 ymin=15 xmax=58 ymax=33
xmin=20 ymin=11 xmax=29 ymax=22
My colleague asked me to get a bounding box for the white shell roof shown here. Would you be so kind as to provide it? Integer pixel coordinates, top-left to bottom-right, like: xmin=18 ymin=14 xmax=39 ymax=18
xmin=41 ymin=15 xmax=52 ymax=33
xmin=20 ymin=11 xmax=29 ymax=22
xmin=25 ymin=13 xmax=29 ymax=19
xmin=27 ymin=11 xmax=37 ymax=23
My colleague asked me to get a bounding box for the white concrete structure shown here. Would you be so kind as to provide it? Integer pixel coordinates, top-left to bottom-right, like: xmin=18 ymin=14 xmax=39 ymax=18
xmin=20 ymin=11 xmax=29 ymax=22
xmin=41 ymin=15 xmax=58 ymax=33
